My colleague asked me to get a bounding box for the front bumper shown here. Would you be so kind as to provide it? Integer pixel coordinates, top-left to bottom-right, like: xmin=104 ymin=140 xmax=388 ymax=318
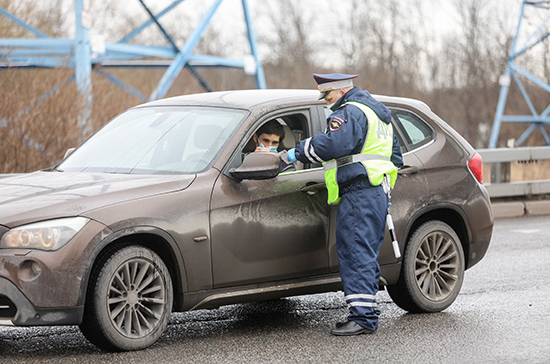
xmin=0 ymin=219 xmax=111 ymax=325
xmin=0 ymin=277 xmax=83 ymax=326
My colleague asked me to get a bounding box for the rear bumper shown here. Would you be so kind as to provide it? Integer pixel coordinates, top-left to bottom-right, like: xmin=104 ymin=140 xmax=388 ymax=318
xmin=466 ymin=223 xmax=493 ymax=269
xmin=0 ymin=277 xmax=82 ymax=326
xmin=465 ymin=184 xmax=494 ymax=270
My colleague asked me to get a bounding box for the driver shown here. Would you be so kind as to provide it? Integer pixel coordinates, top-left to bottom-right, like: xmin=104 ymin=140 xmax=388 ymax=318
xmin=247 ymin=120 xmax=294 ymax=172
xmin=253 ymin=120 xmax=285 ymax=152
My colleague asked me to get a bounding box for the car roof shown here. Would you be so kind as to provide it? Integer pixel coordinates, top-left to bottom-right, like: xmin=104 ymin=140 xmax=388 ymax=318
xmin=137 ymin=89 xmax=324 ymax=110
xmin=376 ymin=95 xmax=432 ymax=114
xmin=136 ymin=89 xmax=432 ymax=114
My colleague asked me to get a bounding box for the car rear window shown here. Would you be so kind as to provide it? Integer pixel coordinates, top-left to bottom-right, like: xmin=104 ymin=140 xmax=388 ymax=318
xmin=391 ymin=110 xmax=435 ymax=152
xmin=324 ymin=105 xmax=434 ymax=153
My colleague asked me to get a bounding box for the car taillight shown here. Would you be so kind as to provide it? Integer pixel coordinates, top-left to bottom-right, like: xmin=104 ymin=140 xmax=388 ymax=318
xmin=468 ymin=152 xmax=483 ymax=183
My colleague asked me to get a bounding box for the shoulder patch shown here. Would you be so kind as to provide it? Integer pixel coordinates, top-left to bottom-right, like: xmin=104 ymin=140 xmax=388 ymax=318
xmin=329 ymin=116 xmax=345 ymax=131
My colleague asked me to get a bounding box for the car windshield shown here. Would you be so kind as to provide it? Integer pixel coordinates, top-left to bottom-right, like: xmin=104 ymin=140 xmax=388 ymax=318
xmin=57 ymin=106 xmax=247 ymax=174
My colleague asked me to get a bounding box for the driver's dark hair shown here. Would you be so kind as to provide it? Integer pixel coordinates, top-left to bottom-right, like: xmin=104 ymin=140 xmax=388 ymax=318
xmin=256 ymin=120 xmax=285 ymax=139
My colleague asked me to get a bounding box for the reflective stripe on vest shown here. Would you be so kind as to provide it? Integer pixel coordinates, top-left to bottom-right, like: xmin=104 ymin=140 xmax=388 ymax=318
xmin=323 ymin=101 xmax=398 ymax=205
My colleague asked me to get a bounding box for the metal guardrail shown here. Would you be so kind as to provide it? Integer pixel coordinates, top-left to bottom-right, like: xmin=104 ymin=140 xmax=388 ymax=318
xmin=477 ymin=146 xmax=550 ymax=163
xmin=1 ymin=147 xmax=550 ymax=198
xmin=478 ymin=146 xmax=550 ymax=198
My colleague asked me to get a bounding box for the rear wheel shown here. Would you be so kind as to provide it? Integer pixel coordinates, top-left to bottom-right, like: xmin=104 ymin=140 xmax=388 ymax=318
xmin=79 ymin=245 xmax=173 ymax=351
xmin=387 ymin=220 xmax=464 ymax=313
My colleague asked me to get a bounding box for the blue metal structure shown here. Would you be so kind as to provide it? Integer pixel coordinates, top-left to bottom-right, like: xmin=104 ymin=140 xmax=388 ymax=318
xmin=489 ymin=0 xmax=550 ymax=148
xmin=0 ymin=0 xmax=266 ymax=132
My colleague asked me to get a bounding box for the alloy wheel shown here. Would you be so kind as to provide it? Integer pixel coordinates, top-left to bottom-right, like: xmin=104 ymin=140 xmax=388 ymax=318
xmin=107 ymin=257 xmax=167 ymax=338
xmin=414 ymin=230 xmax=460 ymax=302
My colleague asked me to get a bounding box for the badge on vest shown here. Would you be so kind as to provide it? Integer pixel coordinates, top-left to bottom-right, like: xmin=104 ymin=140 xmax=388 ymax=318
xmin=329 ymin=116 xmax=344 ymax=131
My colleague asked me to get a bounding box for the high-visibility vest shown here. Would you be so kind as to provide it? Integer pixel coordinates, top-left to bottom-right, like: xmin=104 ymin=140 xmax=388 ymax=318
xmin=323 ymin=101 xmax=398 ymax=205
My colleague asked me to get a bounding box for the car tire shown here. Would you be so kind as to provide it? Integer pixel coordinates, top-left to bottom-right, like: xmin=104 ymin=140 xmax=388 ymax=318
xmin=79 ymin=245 xmax=173 ymax=351
xmin=387 ymin=220 xmax=464 ymax=313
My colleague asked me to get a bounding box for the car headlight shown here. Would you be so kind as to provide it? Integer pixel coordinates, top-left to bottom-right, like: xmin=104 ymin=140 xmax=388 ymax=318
xmin=0 ymin=217 xmax=89 ymax=251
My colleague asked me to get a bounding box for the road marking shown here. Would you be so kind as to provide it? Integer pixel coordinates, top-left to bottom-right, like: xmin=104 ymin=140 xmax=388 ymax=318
xmin=511 ymin=229 xmax=540 ymax=234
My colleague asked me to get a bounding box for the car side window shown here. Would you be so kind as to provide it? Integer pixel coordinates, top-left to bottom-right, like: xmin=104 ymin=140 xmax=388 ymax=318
xmin=324 ymin=105 xmax=423 ymax=154
xmin=242 ymin=114 xmax=307 ymax=153
xmin=228 ymin=110 xmax=317 ymax=173
xmin=391 ymin=109 xmax=435 ymax=152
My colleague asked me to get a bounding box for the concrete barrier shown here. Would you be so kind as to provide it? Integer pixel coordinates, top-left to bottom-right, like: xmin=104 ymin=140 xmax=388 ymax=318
xmin=492 ymin=199 xmax=550 ymax=219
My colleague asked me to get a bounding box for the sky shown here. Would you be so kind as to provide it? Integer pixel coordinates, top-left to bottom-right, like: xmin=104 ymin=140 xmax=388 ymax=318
xmin=78 ymin=0 xmax=524 ymax=61
xmin=4 ymin=0 xmax=533 ymax=69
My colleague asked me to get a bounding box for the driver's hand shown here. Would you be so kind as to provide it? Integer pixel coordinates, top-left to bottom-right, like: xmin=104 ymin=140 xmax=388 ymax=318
xmin=279 ymin=150 xmax=290 ymax=164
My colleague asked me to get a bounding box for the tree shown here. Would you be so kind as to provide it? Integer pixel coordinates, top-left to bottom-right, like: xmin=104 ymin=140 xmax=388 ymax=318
xmin=258 ymin=0 xmax=317 ymax=88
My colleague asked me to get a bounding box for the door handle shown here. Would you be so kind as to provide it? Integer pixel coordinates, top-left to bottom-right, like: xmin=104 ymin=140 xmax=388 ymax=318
xmin=398 ymin=165 xmax=420 ymax=176
xmin=300 ymin=182 xmax=326 ymax=195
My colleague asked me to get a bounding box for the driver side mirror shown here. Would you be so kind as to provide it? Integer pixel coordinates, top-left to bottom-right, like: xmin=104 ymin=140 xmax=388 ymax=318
xmin=229 ymin=152 xmax=281 ymax=181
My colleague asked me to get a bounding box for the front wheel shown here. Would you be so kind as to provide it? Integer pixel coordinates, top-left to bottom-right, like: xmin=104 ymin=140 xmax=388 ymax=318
xmin=387 ymin=220 xmax=464 ymax=313
xmin=79 ymin=245 xmax=173 ymax=351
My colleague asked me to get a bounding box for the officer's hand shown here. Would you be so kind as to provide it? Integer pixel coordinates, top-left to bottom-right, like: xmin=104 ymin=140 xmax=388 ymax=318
xmin=279 ymin=150 xmax=290 ymax=164
xmin=287 ymin=148 xmax=298 ymax=163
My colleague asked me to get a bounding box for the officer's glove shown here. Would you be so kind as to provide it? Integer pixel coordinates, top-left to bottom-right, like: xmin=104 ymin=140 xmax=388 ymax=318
xmin=287 ymin=148 xmax=298 ymax=163
xmin=279 ymin=150 xmax=290 ymax=164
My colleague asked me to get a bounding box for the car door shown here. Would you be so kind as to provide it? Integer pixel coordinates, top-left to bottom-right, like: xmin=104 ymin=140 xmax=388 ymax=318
xmin=209 ymin=108 xmax=330 ymax=288
xmin=382 ymin=107 xmax=432 ymax=263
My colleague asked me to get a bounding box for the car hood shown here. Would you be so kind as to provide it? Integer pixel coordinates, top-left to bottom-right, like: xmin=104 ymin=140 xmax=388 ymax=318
xmin=0 ymin=171 xmax=195 ymax=228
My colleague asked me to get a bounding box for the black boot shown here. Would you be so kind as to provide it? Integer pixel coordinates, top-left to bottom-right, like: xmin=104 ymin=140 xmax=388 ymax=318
xmin=330 ymin=320 xmax=375 ymax=336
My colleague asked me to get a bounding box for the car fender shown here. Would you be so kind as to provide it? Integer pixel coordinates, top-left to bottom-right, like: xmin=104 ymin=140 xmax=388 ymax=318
xmin=77 ymin=225 xmax=188 ymax=310
xmin=400 ymin=201 xmax=472 ymax=254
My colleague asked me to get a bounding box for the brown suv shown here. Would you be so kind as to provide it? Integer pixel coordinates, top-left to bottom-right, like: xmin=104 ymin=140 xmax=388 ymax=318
xmin=0 ymin=90 xmax=493 ymax=351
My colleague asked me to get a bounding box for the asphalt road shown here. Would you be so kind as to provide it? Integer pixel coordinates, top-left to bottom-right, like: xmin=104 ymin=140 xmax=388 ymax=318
xmin=1 ymin=215 xmax=549 ymax=364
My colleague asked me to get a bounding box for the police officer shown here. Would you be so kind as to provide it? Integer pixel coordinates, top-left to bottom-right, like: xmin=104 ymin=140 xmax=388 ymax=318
xmin=287 ymin=73 xmax=403 ymax=335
